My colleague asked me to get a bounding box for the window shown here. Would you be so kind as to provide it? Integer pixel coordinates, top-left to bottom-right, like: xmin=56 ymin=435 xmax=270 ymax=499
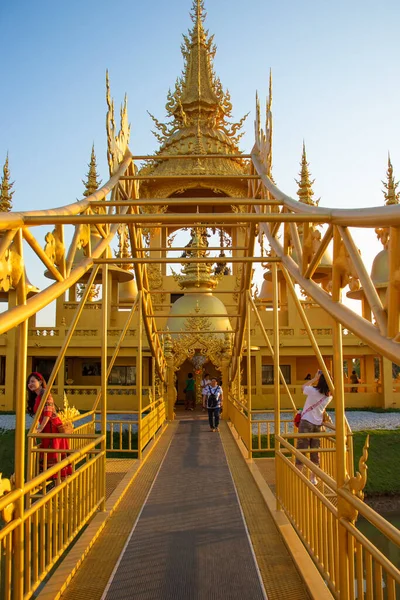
xmin=32 ymin=358 xmax=56 ymax=382
xmin=82 ymin=361 xmax=101 ymax=376
xmin=108 ymin=366 xmax=136 ymax=386
xmin=0 ymin=356 xmax=5 ymax=385
xmin=262 ymin=365 xmax=291 ymax=385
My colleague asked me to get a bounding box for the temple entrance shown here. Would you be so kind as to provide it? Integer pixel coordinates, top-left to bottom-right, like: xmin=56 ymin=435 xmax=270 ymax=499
xmin=174 ymin=358 xmax=220 ymax=412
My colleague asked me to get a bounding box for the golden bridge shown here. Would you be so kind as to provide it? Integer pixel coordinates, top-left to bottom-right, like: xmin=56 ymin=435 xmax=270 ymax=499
xmin=0 ymin=1 xmax=400 ymax=598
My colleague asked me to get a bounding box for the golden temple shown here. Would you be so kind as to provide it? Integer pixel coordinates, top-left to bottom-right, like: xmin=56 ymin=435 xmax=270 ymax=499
xmin=0 ymin=1 xmax=399 ymax=599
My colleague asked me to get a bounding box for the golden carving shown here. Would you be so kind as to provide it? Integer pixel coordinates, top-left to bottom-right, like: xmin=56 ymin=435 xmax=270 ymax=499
xmin=44 ymin=228 xmax=65 ymax=267
xmin=343 ymin=435 xmax=369 ymax=522
xmin=0 ymin=473 xmax=15 ymax=523
xmin=115 ymin=224 xmax=133 ymax=271
xmin=382 ymin=155 xmax=400 ymax=205
xmin=171 ymin=226 xmax=223 ymax=290
xmin=254 ymin=71 xmax=273 ymax=180
xmin=147 ymin=264 xmax=163 ymax=290
xmin=0 ymin=154 xmax=14 ymax=212
xmin=0 ymin=243 xmax=23 ymax=292
xmin=138 ymin=0 xmax=249 ymax=191
xmin=375 ymin=227 xmax=390 ymax=250
xmin=106 ymin=71 xmax=130 ymax=175
xmin=333 ymin=238 xmax=360 ymax=291
xmin=374 ymin=157 xmax=400 ymax=250
xmin=233 ymin=264 xmax=242 ymax=301
xmin=296 ymin=143 xmax=320 ymax=207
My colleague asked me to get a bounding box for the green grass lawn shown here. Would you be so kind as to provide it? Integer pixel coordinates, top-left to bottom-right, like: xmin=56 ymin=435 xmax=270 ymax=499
xmin=353 ymin=430 xmax=400 ymax=495
xmin=252 ymin=429 xmax=400 ymax=495
xmin=1 ymin=428 xmax=399 ymax=495
xmin=0 ymin=429 xmax=139 ymax=479
xmin=0 ymin=430 xmax=18 ymax=478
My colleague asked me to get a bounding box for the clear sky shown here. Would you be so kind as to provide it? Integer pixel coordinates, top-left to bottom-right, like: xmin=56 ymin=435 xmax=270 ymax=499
xmin=1 ymin=0 xmax=399 ymax=323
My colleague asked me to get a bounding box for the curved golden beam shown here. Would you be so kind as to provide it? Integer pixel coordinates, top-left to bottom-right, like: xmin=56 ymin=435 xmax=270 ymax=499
xmin=251 ymin=149 xmax=400 ymax=227
xmin=0 ymin=152 xmax=134 ymax=335
xmin=261 ymin=227 xmax=400 ymax=364
xmin=0 ymin=151 xmax=133 ymax=231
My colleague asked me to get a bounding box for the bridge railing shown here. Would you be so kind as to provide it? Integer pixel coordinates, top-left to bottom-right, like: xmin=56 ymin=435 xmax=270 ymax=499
xmin=275 ymin=435 xmax=400 ymax=598
xmin=0 ymin=436 xmax=105 ymax=600
xmin=228 ymin=401 xmax=354 ymax=477
xmin=251 ymin=409 xmax=295 ymax=454
xmin=139 ymin=397 xmax=166 ymax=455
xmin=228 ymin=393 xmax=251 ymax=451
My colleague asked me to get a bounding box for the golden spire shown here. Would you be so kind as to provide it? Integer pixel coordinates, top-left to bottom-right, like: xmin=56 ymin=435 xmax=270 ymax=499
xmin=266 ymin=69 xmax=273 ymax=180
xmin=171 ymin=226 xmax=221 ymax=290
xmin=382 ymin=153 xmax=400 ymax=205
xmin=0 ymin=154 xmax=14 ymax=212
xmin=82 ymin=145 xmax=101 ymax=197
xmin=295 ymin=142 xmax=318 ymax=205
xmin=146 ymin=0 xmax=248 ymax=153
xmin=178 ymin=0 xmax=220 ymax=115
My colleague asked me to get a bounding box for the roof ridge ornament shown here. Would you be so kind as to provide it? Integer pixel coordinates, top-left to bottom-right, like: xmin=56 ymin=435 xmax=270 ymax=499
xmin=295 ymin=142 xmax=319 ymax=206
xmin=0 ymin=154 xmax=14 ymax=213
xmin=106 ymin=71 xmax=130 ymax=175
xmin=382 ymin=153 xmax=400 ymax=205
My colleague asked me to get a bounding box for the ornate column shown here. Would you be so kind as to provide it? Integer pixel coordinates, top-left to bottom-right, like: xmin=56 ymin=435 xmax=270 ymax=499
xmin=164 ymin=331 xmax=176 ymax=421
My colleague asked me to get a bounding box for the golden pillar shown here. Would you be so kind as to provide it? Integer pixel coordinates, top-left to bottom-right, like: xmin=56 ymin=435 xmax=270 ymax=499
xmin=100 ymin=264 xmax=109 ymax=510
xmin=332 ymin=229 xmax=350 ymax=600
xmin=13 ymin=230 xmax=27 ymax=600
xmin=164 ymin=331 xmax=175 ymax=421
xmin=272 ymin=264 xmax=281 ymax=510
xmin=137 ymin=291 xmax=143 ymax=458
xmin=382 ymin=357 xmax=394 ymax=408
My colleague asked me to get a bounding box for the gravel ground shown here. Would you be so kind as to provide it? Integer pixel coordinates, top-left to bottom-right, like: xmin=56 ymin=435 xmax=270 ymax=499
xmin=252 ymin=410 xmax=400 ymax=434
xmin=0 ymin=413 xmax=138 ymax=434
xmin=0 ymin=411 xmax=399 ymax=434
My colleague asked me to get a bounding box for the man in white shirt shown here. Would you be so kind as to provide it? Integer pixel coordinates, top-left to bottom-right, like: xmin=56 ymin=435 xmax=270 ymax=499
xmin=201 ymin=373 xmax=211 ymax=410
xmin=206 ymin=377 xmax=223 ymax=432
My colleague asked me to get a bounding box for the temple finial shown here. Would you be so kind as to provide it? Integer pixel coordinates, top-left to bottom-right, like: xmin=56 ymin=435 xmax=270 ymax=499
xmin=295 ymin=142 xmax=318 ymax=205
xmin=145 ymin=1 xmax=247 ymax=159
xmin=82 ymin=144 xmax=102 ymax=197
xmin=0 ymin=154 xmax=14 ymax=212
xmin=266 ymin=70 xmax=273 ymax=179
xmin=382 ymin=153 xmax=400 ymax=205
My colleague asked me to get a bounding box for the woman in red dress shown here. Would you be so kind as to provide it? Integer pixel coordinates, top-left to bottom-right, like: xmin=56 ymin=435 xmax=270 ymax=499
xmin=27 ymin=372 xmax=72 ymax=480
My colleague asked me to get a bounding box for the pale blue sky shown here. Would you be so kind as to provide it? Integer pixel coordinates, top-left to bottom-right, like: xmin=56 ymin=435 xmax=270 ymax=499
xmin=1 ymin=0 xmax=399 ymax=323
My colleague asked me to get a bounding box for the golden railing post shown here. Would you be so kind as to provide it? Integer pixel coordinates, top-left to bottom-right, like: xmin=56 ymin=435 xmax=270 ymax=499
xmin=166 ymin=363 xmax=176 ymax=421
xmin=387 ymin=226 xmax=400 ymax=339
xmin=163 ymin=329 xmax=175 ymax=421
xmin=137 ymin=291 xmax=143 ymax=459
xmin=246 ymin=293 xmax=252 ymax=453
xmin=13 ymin=229 xmax=28 ymax=600
xmin=272 ymin=262 xmax=281 ymax=510
xmin=332 ymin=227 xmax=350 ymax=599
xmin=100 ymin=263 xmax=108 ymax=510
xmin=221 ymin=357 xmax=229 ymax=421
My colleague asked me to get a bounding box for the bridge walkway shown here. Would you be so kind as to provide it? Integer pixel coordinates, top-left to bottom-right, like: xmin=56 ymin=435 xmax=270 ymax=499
xmin=54 ymin=420 xmax=311 ymax=600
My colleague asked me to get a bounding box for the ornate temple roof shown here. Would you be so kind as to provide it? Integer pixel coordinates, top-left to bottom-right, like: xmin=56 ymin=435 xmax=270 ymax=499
xmin=140 ymin=0 xmax=249 ymax=190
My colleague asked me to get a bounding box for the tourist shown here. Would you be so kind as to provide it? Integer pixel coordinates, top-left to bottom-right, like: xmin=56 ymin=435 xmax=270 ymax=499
xmin=350 ymin=370 xmax=360 ymax=393
xmin=206 ymin=377 xmax=223 ymax=432
xmin=295 ymin=370 xmax=332 ymax=485
xmin=26 ymin=372 xmax=72 ymax=482
xmin=304 ymin=373 xmax=312 ymax=380
xmin=201 ymin=372 xmax=211 ymax=410
xmin=184 ymin=372 xmax=196 ymax=411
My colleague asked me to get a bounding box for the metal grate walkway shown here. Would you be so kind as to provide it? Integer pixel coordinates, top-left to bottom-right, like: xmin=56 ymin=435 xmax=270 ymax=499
xmin=102 ymin=420 xmax=267 ymax=600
